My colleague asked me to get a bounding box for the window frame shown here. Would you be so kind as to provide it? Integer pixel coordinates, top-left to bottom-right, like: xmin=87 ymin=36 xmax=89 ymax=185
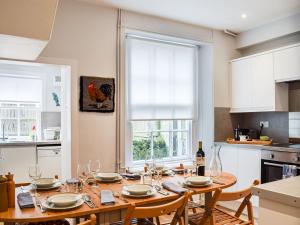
xmin=0 ymin=101 xmax=41 ymax=139
xmin=124 ymin=31 xmax=200 ymax=167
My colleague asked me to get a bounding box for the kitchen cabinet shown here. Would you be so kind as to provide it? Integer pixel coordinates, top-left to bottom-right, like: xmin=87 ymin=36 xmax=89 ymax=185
xmin=0 ymin=146 xmax=36 ymax=183
xmin=219 ymin=145 xmax=261 ymax=210
xmin=274 ymin=45 xmax=300 ymax=82
xmin=231 ymin=53 xmax=288 ymax=113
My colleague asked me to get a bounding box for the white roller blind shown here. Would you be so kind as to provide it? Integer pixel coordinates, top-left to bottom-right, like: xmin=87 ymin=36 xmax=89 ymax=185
xmin=0 ymin=76 xmax=42 ymax=102
xmin=126 ymin=37 xmax=197 ymax=121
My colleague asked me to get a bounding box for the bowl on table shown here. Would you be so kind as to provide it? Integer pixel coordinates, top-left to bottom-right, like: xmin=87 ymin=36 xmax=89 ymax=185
xmin=125 ymin=184 xmax=152 ymax=195
xmin=185 ymin=176 xmax=211 ymax=185
xmin=47 ymin=193 xmax=82 ymax=207
xmin=32 ymin=178 xmax=58 ymax=188
xmin=96 ymin=173 xmax=120 ymax=181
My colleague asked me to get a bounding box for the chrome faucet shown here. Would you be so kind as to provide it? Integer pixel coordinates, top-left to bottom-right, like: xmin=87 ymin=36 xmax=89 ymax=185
xmin=1 ymin=122 xmax=7 ymax=141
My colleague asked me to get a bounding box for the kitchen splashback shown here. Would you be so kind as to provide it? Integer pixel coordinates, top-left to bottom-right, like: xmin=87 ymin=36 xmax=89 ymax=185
xmin=214 ymin=107 xmax=289 ymax=143
xmin=41 ymin=112 xmax=61 ymax=131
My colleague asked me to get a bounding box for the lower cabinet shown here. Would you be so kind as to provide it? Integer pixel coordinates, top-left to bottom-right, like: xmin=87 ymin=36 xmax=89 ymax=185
xmin=0 ymin=146 xmax=36 ymax=183
xmin=219 ymin=145 xmax=261 ymax=213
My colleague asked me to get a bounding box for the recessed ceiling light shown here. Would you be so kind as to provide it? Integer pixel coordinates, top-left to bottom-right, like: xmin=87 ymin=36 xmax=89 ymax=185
xmin=241 ymin=14 xmax=247 ymax=19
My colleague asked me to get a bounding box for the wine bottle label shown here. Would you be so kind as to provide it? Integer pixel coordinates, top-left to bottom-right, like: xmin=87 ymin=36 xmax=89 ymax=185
xmin=196 ymin=156 xmax=205 ymax=166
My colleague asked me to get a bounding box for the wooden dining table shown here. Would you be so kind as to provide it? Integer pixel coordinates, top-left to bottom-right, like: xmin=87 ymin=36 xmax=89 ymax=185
xmin=0 ymin=172 xmax=236 ymax=225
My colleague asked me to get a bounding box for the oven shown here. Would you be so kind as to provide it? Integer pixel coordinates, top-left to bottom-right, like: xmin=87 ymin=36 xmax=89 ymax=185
xmin=261 ymin=149 xmax=300 ymax=183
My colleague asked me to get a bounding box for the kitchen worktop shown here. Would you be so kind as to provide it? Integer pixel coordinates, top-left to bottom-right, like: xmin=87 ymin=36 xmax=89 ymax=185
xmin=215 ymin=141 xmax=300 ymax=153
xmin=252 ymin=176 xmax=300 ymax=208
xmin=0 ymin=139 xmax=61 ymax=147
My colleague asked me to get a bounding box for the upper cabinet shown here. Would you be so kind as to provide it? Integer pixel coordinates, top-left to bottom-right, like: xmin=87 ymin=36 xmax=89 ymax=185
xmin=231 ymin=53 xmax=288 ymax=113
xmin=274 ymin=45 xmax=300 ymax=82
xmin=0 ymin=0 xmax=59 ymax=60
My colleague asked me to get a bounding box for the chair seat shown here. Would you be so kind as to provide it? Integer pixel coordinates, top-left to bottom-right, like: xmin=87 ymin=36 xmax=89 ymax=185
xmin=110 ymin=218 xmax=155 ymax=225
xmin=188 ymin=201 xmax=204 ymax=210
xmin=189 ymin=207 xmax=251 ymax=225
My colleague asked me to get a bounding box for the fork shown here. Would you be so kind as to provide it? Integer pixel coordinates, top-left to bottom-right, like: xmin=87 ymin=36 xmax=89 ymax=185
xmin=35 ymin=198 xmax=46 ymax=213
xmin=113 ymin=192 xmax=129 ymax=203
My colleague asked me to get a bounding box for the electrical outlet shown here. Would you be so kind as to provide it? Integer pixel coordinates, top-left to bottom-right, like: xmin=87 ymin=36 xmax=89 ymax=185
xmin=260 ymin=121 xmax=269 ymax=128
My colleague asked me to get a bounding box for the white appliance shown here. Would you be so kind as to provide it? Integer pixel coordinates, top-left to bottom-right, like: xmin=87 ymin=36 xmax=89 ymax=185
xmin=43 ymin=127 xmax=61 ymax=140
xmin=37 ymin=144 xmax=61 ymax=178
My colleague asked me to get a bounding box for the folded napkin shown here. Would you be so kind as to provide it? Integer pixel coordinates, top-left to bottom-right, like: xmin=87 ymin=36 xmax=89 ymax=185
xmin=162 ymin=181 xmax=187 ymax=195
xmin=121 ymin=173 xmax=141 ymax=180
xmin=17 ymin=192 xmax=35 ymax=209
xmin=100 ymin=190 xmax=115 ymax=205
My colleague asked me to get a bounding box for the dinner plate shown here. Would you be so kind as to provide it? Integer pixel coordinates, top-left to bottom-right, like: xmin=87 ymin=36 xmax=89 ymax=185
xmin=32 ymin=178 xmax=58 ymax=188
xmin=95 ymin=174 xmax=122 ymax=183
xmin=185 ymin=176 xmax=211 ymax=185
xmin=47 ymin=193 xmax=82 ymax=207
xmin=42 ymin=199 xmax=84 ymax=211
xmin=34 ymin=181 xmax=62 ymax=190
xmin=122 ymin=187 xmax=156 ymax=198
xmin=183 ymin=180 xmax=213 ymax=187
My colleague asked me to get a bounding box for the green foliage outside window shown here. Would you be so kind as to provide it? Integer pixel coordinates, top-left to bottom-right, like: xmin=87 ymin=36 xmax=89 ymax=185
xmin=132 ymin=134 xmax=168 ymax=161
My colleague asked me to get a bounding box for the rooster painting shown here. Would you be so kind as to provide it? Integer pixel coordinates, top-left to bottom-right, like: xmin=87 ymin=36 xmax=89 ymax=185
xmin=80 ymin=76 xmax=115 ymax=112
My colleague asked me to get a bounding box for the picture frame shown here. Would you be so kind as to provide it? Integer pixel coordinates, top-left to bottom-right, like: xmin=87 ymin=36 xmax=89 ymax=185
xmin=79 ymin=76 xmax=115 ymax=113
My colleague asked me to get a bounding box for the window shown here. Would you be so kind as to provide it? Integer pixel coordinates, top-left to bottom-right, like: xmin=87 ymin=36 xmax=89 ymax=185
xmin=0 ymin=102 xmax=40 ymax=139
xmin=126 ymin=34 xmax=198 ymax=165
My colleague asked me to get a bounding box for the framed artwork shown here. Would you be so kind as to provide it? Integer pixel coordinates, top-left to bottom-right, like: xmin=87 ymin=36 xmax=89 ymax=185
xmin=79 ymin=76 xmax=115 ymax=113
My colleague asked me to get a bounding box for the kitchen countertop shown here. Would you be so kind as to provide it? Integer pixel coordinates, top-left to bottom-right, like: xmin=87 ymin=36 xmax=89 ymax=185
xmin=252 ymin=176 xmax=300 ymax=208
xmin=215 ymin=141 xmax=300 ymax=153
xmin=0 ymin=140 xmax=61 ymax=147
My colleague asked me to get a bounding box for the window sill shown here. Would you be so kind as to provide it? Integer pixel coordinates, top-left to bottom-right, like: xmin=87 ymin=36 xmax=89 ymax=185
xmin=127 ymin=158 xmax=194 ymax=171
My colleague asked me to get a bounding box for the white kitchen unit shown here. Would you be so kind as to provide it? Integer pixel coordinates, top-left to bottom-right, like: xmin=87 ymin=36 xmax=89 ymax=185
xmin=37 ymin=145 xmax=61 ymax=178
xmin=219 ymin=145 xmax=261 ymax=214
xmin=231 ymin=53 xmax=288 ymax=113
xmin=274 ymin=44 xmax=300 ymax=82
xmin=0 ymin=146 xmax=36 ymax=183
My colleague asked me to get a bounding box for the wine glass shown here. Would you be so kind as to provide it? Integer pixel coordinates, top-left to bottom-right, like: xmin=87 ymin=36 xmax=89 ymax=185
xmin=154 ymin=161 xmax=164 ymax=186
xmin=88 ymin=160 xmax=101 ymax=188
xmin=28 ymin=164 xmax=42 ymax=181
xmin=77 ymin=163 xmax=89 ymax=192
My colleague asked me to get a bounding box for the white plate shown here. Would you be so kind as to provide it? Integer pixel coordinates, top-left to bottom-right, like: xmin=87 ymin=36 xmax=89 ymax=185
xmin=43 ymin=199 xmax=84 ymax=211
xmin=32 ymin=178 xmax=58 ymax=187
xmin=34 ymin=182 xmax=61 ymax=190
xmin=184 ymin=180 xmax=213 ymax=187
xmin=185 ymin=176 xmax=211 ymax=185
xmin=95 ymin=174 xmax=122 ymax=183
xmin=122 ymin=187 xmax=156 ymax=198
xmin=125 ymin=184 xmax=152 ymax=195
xmin=96 ymin=173 xmax=120 ymax=180
xmin=47 ymin=193 xmax=82 ymax=207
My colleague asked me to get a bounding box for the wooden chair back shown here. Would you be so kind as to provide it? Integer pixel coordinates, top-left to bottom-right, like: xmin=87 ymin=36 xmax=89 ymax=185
xmin=78 ymin=214 xmax=96 ymax=225
xmin=217 ymin=179 xmax=260 ymax=224
xmin=123 ymin=192 xmax=189 ymax=225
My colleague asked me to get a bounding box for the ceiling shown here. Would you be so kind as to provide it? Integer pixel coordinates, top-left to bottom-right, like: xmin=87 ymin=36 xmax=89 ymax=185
xmin=80 ymin=0 xmax=300 ymax=33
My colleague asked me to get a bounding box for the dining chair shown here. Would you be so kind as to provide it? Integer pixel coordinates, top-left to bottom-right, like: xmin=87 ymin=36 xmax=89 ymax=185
xmin=78 ymin=214 xmax=96 ymax=225
xmin=111 ymin=192 xmax=189 ymax=225
xmin=188 ymin=180 xmax=260 ymax=225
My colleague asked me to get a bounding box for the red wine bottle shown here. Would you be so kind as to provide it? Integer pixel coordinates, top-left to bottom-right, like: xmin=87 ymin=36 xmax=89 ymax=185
xmin=196 ymin=141 xmax=205 ymax=176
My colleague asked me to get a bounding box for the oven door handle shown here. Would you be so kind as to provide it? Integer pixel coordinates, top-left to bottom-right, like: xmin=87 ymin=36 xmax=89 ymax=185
xmin=264 ymin=162 xmax=300 ymax=169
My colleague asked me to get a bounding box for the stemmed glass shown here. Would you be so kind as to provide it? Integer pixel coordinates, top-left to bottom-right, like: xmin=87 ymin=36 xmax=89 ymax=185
xmin=28 ymin=164 xmax=41 ymax=197
xmin=77 ymin=163 xmax=89 ymax=193
xmin=28 ymin=164 xmax=42 ymax=181
xmin=88 ymin=160 xmax=101 ymax=188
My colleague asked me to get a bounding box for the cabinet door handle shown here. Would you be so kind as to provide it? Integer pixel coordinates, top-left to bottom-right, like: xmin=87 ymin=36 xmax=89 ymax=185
xmin=264 ymin=162 xmax=300 ymax=169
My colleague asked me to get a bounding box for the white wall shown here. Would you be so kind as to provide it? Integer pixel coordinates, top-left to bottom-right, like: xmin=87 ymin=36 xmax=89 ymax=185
xmin=237 ymin=13 xmax=300 ymax=49
xmin=40 ymin=0 xmax=238 ymax=173
xmin=213 ymin=30 xmax=241 ymax=107
xmin=41 ymin=0 xmax=117 ymax=173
